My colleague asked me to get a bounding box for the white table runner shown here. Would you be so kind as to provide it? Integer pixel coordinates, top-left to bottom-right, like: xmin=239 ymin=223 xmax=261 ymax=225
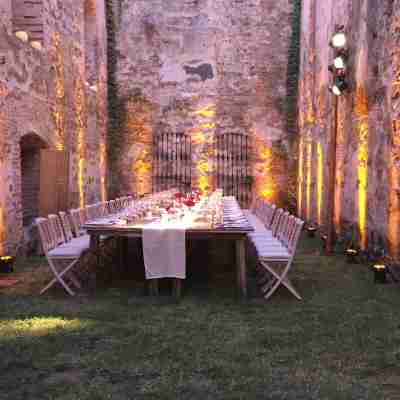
xmin=142 ymin=220 xmax=186 ymax=279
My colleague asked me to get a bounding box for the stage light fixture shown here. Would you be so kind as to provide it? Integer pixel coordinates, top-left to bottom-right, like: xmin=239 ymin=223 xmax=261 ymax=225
xmin=329 ymin=76 xmax=348 ymax=96
xmin=333 ymin=55 xmax=345 ymax=69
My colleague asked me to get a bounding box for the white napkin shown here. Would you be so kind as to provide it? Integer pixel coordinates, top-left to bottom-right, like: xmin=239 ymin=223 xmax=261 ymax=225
xmin=142 ymin=220 xmax=186 ymax=279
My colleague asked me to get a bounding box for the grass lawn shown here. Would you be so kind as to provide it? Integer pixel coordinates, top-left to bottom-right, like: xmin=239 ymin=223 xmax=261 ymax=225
xmin=1 ymin=235 xmax=400 ymax=400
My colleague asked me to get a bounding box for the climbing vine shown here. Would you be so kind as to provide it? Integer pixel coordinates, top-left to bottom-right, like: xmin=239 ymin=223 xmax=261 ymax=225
xmin=105 ymin=0 xmax=122 ymax=165
xmin=286 ymin=0 xmax=302 ymax=136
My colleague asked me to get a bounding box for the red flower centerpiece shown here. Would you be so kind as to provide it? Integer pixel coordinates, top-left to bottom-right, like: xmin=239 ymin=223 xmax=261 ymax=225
xmin=174 ymin=192 xmax=184 ymax=200
xmin=184 ymin=198 xmax=195 ymax=208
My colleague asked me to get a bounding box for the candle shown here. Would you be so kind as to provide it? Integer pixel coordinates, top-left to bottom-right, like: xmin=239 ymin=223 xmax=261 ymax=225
xmin=373 ymin=264 xmax=386 ymax=284
xmin=306 ymin=225 xmax=317 ymax=237
xmin=0 ymin=256 xmax=14 ymax=273
xmin=345 ymin=248 xmax=358 ymax=263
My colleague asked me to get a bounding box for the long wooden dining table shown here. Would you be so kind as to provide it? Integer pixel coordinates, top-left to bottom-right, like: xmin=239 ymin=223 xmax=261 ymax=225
xmin=84 ymin=212 xmax=253 ymax=297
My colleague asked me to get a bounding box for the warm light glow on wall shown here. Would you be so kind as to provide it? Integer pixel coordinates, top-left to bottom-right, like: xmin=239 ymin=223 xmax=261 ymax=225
xmin=199 ymin=123 xmax=216 ymax=130
xmin=388 ymin=157 xmax=400 ymax=255
xmin=191 ymin=105 xmax=216 ymax=194
xmin=99 ymin=142 xmax=107 ymax=201
xmin=297 ymin=138 xmax=304 ymax=217
xmin=0 ymin=207 xmax=5 ymax=255
xmin=192 ymin=130 xmax=206 ymax=145
xmin=357 ymin=117 xmax=368 ymax=250
xmin=0 ymin=94 xmax=7 ymax=254
xmin=253 ymin=136 xmax=277 ymax=203
xmin=317 ymin=142 xmax=323 ymax=225
xmin=52 ymin=33 xmax=65 ymax=151
xmin=194 ymin=105 xmax=216 ymax=119
xmin=388 ymin=15 xmax=400 ymax=256
xmin=133 ymin=149 xmax=152 ymax=196
xmin=354 ymin=85 xmax=369 ymax=250
xmin=334 ymin=111 xmax=345 ymax=231
xmin=306 ymin=94 xmax=315 ymax=124
xmin=306 ymin=140 xmax=312 ymax=221
xmin=75 ymin=79 xmax=86 ymax=208
xmin=388 ymin=117 xmax=400 ymax=255
xmin=196 ymin=159 xmax=212 ymax=193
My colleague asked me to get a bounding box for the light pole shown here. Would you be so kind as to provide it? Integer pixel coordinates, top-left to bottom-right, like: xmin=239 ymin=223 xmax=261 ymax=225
xmin=326 ymin=25 xmax=349 ymax=254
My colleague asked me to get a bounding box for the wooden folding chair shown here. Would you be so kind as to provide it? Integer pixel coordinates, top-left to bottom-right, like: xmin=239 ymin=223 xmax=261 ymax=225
xmin=59 ymin=211 xmax=74 ymax=242
xmin=70 ymin=209 xmax=86 ymax=237
xmin=36 ymin=217 xmax=87 ymax=296
xmin=99 ymin=202 xmax=108 ymax=217
xmin=48 ymin=214 xmax=66 ymax=246
xmin=255 ymin=217 xmax=304 ymax=300
xmin=85 ymin=205 xmax=95 ymax=221
xmin=59 ymin=212 xmax=90 ymax=246
xmin=109 ymin=200 xmax=116 ymax=214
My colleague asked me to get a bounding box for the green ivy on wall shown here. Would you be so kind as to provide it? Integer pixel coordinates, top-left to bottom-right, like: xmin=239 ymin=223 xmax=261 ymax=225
xmin=286 ymin=0 xmax=302 ymax=136
xmin=105 ymin=0 xmax=122 ymax=166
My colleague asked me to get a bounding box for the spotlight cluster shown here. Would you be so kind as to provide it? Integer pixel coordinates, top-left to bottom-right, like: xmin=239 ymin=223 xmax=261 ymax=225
xmin=329 ymin=26 xmax=348 ymax=96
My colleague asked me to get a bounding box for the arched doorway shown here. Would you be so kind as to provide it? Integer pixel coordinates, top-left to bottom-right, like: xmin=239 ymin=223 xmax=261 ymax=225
xmin=20 ymin=133 xmax=48 ymax=227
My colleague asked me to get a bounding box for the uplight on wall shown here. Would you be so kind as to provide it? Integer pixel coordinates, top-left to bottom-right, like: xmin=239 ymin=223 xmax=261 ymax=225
xmin=30 ymin=41 xmax=42 ymax=51
xmin=15 ymin=31 xmax=29 ymax=42
xmin=328 ymin=26 xmax=349 ymax=96
xmin=330 ymin=32 xmax=347 ymax=49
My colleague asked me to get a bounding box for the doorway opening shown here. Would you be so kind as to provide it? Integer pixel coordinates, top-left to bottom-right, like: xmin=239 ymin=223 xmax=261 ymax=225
xmin=20 ymin=133 xmax=48 ymax=227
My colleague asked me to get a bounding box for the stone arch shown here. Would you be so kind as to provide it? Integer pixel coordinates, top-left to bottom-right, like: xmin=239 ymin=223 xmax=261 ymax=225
xmin=19 ymin=132 xmax=48 ymax=227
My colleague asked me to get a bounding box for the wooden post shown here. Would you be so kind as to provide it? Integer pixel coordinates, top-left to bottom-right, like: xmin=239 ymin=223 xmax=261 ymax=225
xmin=326 ymin=96 xmax=339 ymax=254
xmin=173 ymin=278 xmax=182 ymax=299
xmin=236 ymin=238 xmax=247 ymax=297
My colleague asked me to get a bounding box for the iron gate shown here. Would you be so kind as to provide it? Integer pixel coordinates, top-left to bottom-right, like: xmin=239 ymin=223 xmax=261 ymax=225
xmin=152 ymin=132 xmax=192 ymax=193
xmin=215 ymin=132 xmax=252 ymax=207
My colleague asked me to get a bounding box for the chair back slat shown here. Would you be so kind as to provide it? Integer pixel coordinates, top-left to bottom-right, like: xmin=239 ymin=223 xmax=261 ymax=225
xmin=265 ymin=204 xmax=277 ymax=228
xmin=276 ymin=211 xmax=290 ymax=242
xmin=270 ymin=208 xmax=284 ymax=236
xmin=78 ymin=208 xmax=87 ymax=225
xmin=36 ymin=217 xmax=55 ymax=253
xmin=94 ymin=202 xmax=102 ymax=218
xmin=59 ymin=211 xmax=74 ymax=242
xmin=280 ymin=215 xmax=295 ymax=246
xmin=48 ymin=214 xmax=65 ymax=246
xmin=70 ymin=209 xmax=83 ymax=237
xmin=288 ymin=218 xmax=305 ymax=253
xmin=85 ymin=205 xmax=94 ymax=221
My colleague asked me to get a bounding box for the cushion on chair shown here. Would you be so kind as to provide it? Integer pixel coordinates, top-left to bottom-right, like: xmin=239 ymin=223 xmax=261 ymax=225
xmin=63 ymin=235 xmax=90 ymax=248
xmin=48 ymin=244 xmax=85 ymax=258
xmin=49 ymin=235 xmax=90 ymax=258
xmin=257 ymin=247 xmax=290 ymax=259
xmin=243 ymin=210 xmax=269 ymax=233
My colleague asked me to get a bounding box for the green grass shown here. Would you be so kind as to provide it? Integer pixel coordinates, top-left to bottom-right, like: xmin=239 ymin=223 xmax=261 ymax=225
xmin=1 ymin=236 xmax=400 ymax=400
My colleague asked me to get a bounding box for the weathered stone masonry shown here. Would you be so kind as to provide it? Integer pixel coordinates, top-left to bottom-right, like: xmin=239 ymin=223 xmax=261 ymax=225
xmin=0 ymin=0 xmax=108 ymax=254
xmin=298 ymin=0 xmax=400 ymax=255
xmin=109 ymin=0 xmax=299 ymax=208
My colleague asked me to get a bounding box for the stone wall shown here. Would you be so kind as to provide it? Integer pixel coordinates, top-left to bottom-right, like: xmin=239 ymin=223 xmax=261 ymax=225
xmin=0 ymin=0 xmax=108 ymax=254
xmin=110 ymin=0 xmax=299 ymax=207
xmin=298 ymin=0 xmax=400 ymax=255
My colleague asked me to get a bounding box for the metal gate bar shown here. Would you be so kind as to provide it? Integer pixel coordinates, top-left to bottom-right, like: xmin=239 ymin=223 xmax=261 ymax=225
xmin=215 ymin=132 xmax=252 ymax=207
xmin=153 ymin=132 xmax=192 ymax=193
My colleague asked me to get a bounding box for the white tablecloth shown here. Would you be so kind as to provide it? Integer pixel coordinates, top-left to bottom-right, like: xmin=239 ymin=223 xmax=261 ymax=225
xmin=142 ymin=220 xmax=186 ymax=279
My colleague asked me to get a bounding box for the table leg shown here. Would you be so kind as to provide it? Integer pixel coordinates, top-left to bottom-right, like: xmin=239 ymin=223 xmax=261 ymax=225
xmin=173 ymin=278 xmax=182 ymax=299
xmin=89 ymin=234 xmax=100 ymax=290
xmin=236 ymin=238 xmax=247 ymax=297
xmin=149 ymin=279 xmax=159 ymax=296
